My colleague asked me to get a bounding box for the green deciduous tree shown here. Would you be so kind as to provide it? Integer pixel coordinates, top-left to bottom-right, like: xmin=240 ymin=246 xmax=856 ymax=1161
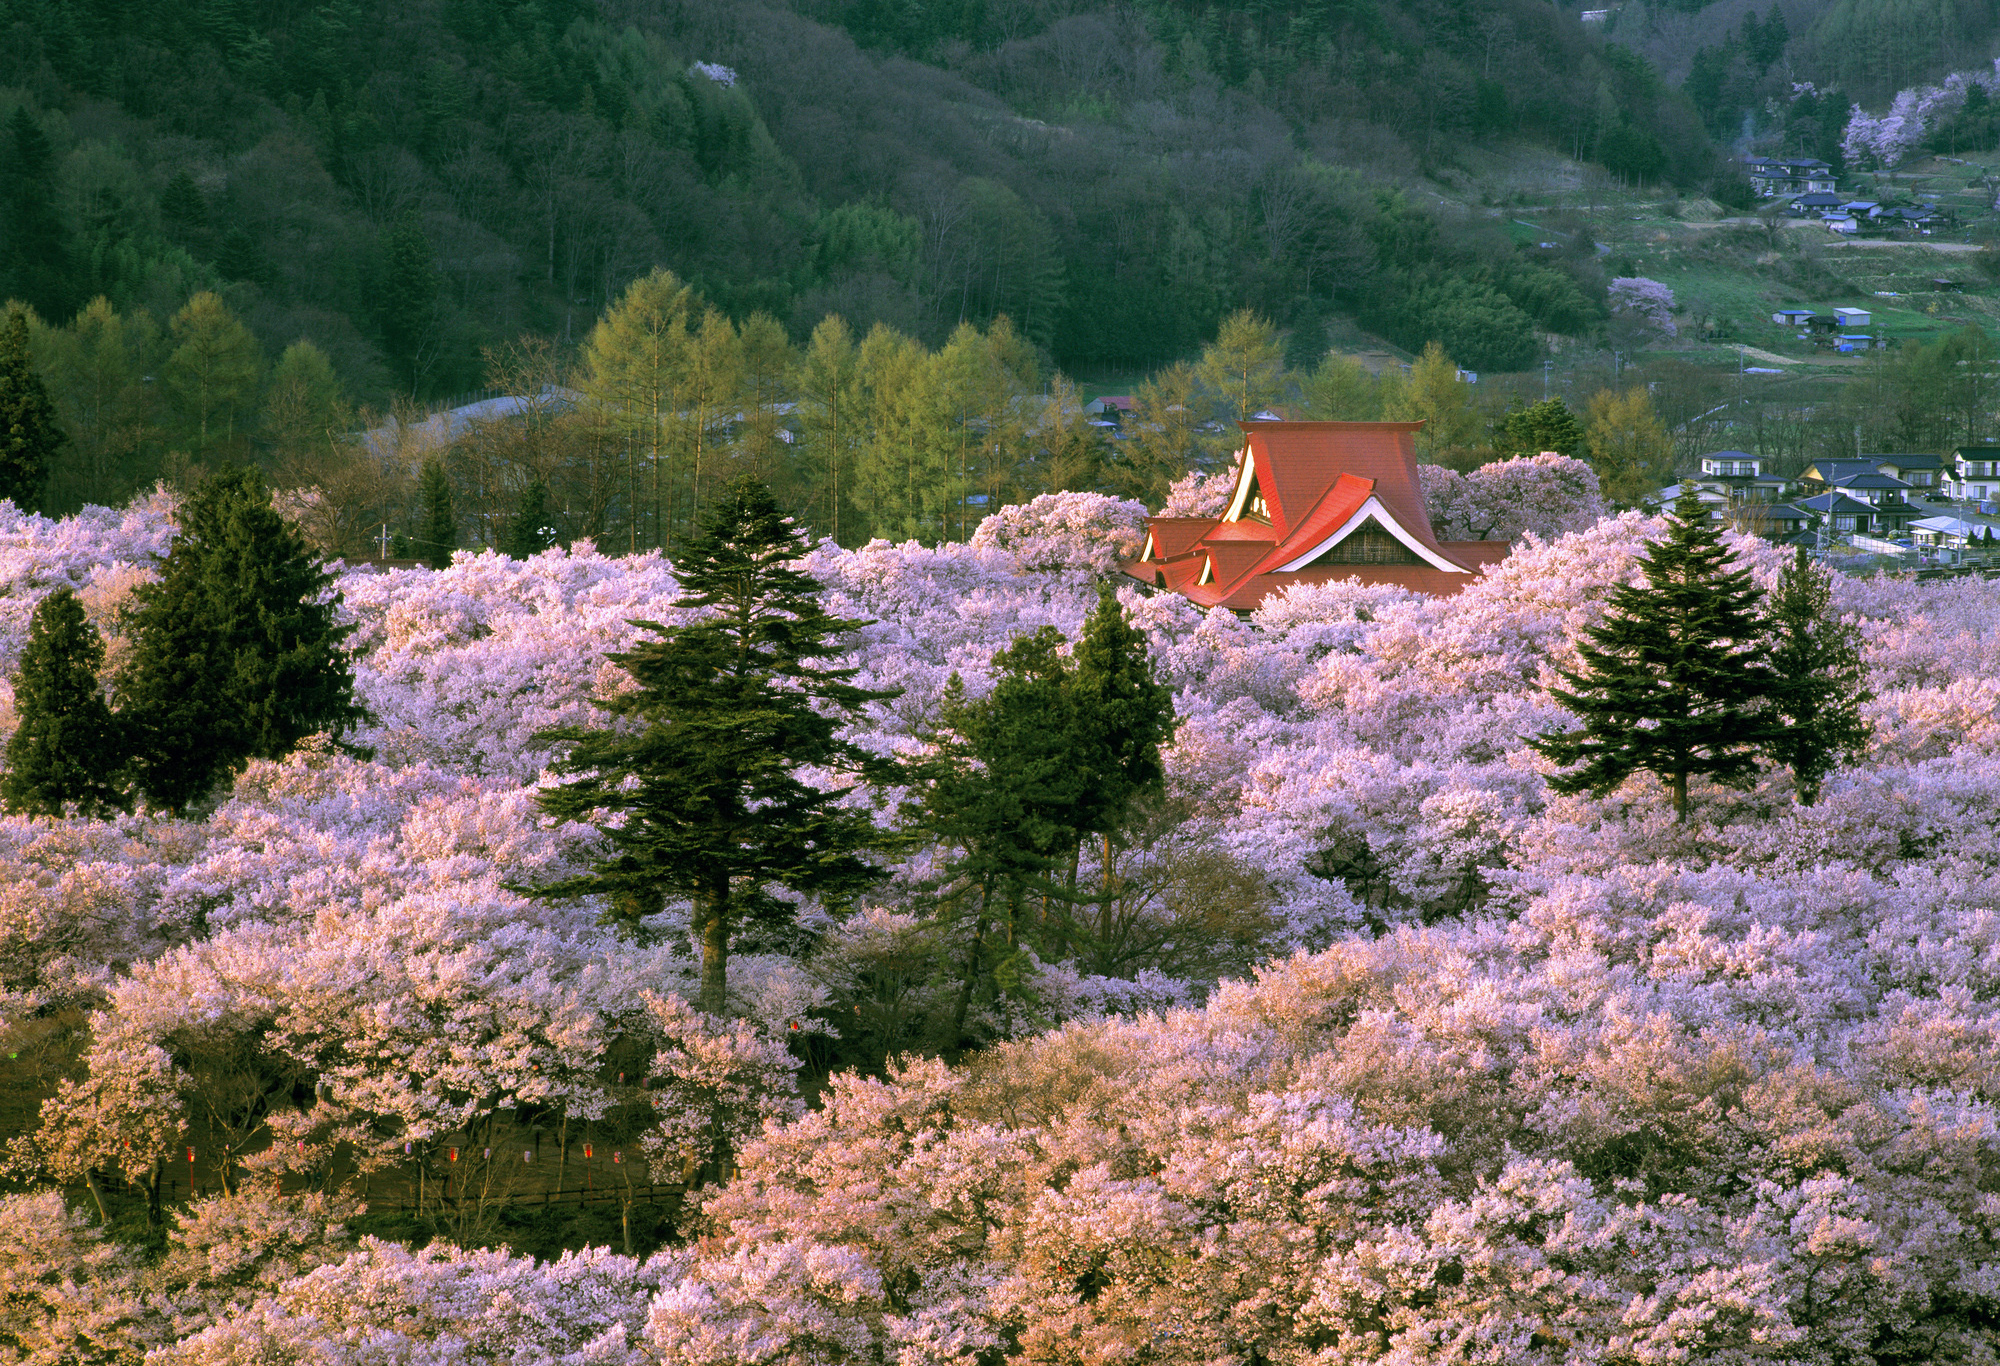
xmin=0 ymin=307 xmax=64 ymax=510
xmin=1392 ymin=341 xmax=1484 ymax=466
xmin=1531 ymin=491 xmax=1783 ymax=821
xmin=115 ymin=468 xmax=364 ymax=812
xmin=1766 ymin=547 xmax=1871 ymax=805
xmin=534 ymin=476 xmax=900 ymax=1014
xmin=2 ymin=588 xmax=128 ymax=818
xmin=1585 ymin=385 xmax=1675 ymax=507
xmin=1196 ymin=309 xmax=1285 ymax=423
xmin=161 ymin=292 xmax=262 ymax=455
xmin=580 ymin=268 xmax=697 ymax=551
xmin=417 ymin=458 xmax=455 ymax=569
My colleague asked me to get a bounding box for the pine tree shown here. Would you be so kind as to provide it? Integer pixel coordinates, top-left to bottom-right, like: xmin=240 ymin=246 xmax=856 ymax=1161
xmin=1 ymin=588 xmax=128 ymax=818
xmin=534 ymin=476 xmax=901 ymax=1014
xmin=0 ymin=307 xmax=63 ymax=511
xmin=502 ymin=479 xmax=556 ymax=557
xmin=1531 ymin=491 xmax=1783 ymax=820
xmin=417 ymin=458 xmax=455 ymax=568
xmin=116 ymin=468 xmax=364 ymax=812
xmin=1766 ymin=547 xmax=1871 ymax=805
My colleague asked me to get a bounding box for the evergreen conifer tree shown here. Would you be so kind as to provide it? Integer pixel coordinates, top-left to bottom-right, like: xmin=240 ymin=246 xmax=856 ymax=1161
xmin=1 ymin=588 xmax=128 ymax=818
xmin=534 ymin=476 xmax=901 ymax=1014
xmin=0 ymin=307 xmax=64 ymax=511
xmin=116 ymin=468 xmax=364 ymax=812
xmin=922 ymin=588 xmax=1173 ymax=1039
xmin=1531 ymin=491 xmax=1783 ymax=820
xmin=1 ymin=107 xmax=71 ymax=319
xmin=417 ymin=458 xmax=454 ymax=569
xmin=502 ymin=479 xmax=556 ymax=558
xmin=1766 ymin=546 xmax=1871 ymax=805
xmin=1497 ymin=397 xmax=1587 ymax=458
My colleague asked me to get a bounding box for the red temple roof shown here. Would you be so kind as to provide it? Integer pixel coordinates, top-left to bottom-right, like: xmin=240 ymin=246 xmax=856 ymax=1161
xmin=1123 ymin=421 xmax=1511 ymax=608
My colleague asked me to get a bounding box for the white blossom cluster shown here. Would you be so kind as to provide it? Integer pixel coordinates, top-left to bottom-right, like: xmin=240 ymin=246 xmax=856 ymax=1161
xmin=1842 ymin=59 xmax=2000 ymax=168
xmin=3 ymin=471 xmax=2000 ymax=1360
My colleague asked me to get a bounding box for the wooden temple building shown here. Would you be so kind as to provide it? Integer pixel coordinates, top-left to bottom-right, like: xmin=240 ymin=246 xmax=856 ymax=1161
xmin=1122 ymin=421 xmax=1511 ymax=610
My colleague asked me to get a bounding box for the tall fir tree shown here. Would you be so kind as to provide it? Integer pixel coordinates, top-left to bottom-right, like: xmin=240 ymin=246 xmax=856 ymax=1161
xmin=502 ymin=479 xmax=556 ymax=557
xmin=1 ymin=107 xmax=70 ymax=320
xmin=1766 ymin=546 xmax=1871 ymax=805
xmin=1497 ymin=397 xmax=1587 ymax=458
xmin=534 ymin=476 xmax=901 ymax=1014
xmin=1531 ymin=491 xmax=1784 ymax=820
xmin=921 ymin=589 xmax=1173 ymax=1040
xmin=116 ymin=468 xmax=364 ymax=812
xmin=376 ymin=212 xmax=440 ymax=393
xmin=1 ymin=587 xmax=128 ymax=818
xmin=0 ymin=307 xmax=64 ymax=511
xmin=417 ymin=458 xmax=455 ymax=569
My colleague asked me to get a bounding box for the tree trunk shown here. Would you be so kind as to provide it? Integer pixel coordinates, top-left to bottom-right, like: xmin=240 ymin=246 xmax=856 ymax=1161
xmin=84 ymin=1169 xmax=110 ymax=1226
xmin=698 ymin=882 xmax=730 ymax=1014
xmin=950 ymin=879 xmax=991 ymax=1044
xmin=1672 ymin=769 xmax=1688 ymax=821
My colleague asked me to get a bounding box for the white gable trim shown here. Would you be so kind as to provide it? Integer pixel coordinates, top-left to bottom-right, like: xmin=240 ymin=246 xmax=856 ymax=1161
xmin=1274 ymin=496 xmax=1465 ymax=574
xmin=1140 ymin=530 xmax=1155 ymax=561
xmin=1197 ymin=555 xmax=1213 ymax=586
xmin=1221 ymin=447 xmax=1258 ymax=521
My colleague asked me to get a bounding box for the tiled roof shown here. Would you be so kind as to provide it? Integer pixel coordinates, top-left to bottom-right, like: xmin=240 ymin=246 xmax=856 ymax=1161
xmin=1124 ymin=421 xmax=1507 ymax=608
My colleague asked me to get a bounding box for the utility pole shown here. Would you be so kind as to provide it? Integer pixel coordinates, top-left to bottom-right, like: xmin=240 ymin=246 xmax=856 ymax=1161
xmin=1542 ymin=359 xmax=1552 ymax=400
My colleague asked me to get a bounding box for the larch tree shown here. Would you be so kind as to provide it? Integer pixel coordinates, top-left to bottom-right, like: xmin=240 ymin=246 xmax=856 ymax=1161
xmin=579 ymin=268 xmax=696 ymax=550
xmin=161 ymin=293 xmax=262 ymax=454
xmin=2 ymin=587 xmax=128 ymax=818
xmin=1766 ymin=546 xmax=1871 ymax=805
xmin=534 ymin=476 xmax=901 ymax=1014
xmin=0 ymin=306 xmax=63 ymax=511
xmin=796 ymin=314 xmax=864 ymax=544
xmin=115 ymin=467 xmax=364 ymax=812
xmin=1585 ymin=385 xmax=1675 ymax=508
xmin=1531 ymin=491 xmax=1783 ymax=820
xmin=417 ymin=457 xmax=455 ymax=569
xmin=1195 ymin=309 xmax=1285 ymax=424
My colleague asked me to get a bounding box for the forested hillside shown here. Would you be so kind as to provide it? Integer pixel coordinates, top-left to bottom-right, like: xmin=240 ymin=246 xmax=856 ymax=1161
xmin=0 ymin=0 xmax=1719 ymax=428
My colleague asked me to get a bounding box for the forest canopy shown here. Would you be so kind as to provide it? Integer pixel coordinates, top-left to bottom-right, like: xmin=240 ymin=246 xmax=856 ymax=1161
xmin=0 ymin=0 xmax=1718 ymax=410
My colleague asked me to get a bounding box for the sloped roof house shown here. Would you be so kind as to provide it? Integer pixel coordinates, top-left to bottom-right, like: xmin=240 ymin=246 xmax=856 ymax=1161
xmin=1122 ymin=421 xmax=1510 ymax=610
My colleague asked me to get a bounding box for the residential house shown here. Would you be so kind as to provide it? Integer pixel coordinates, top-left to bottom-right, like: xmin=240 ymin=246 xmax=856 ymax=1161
xmin=1124 ymin=421 xmax=1511 ymax=609
xmin=1797 ymin=457 xmax=1921 ymax=533
xmin=1084 ymin=396 xmax=1136 ymax=421
xmin=1772 ymin=308 xmax=1815 ymax=326
xmin=1833 ymin=306 xmax=1871 ymax=329
xmin=1695 ymin=452 xmax=1791 ymax=502
xmin=1947 ymin=446 xmax=2000 ymax=501
xmin=1745 ymin=156 xmax=1836 ymax=196
xmin=1749 ymin=503 xmax=1813 ymax=541
xmin=1796 ymin=490 xmax=1884 ymax=535
xmin=1788 ymin=192 xmax=1844 ymax=214
xmin=1875 ymin=453 xmax=1943 ymax=491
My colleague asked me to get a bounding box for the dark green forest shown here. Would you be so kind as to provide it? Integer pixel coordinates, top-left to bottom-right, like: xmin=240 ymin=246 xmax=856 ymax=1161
xmin=0 ymin=0 xmax=1728 ymax=411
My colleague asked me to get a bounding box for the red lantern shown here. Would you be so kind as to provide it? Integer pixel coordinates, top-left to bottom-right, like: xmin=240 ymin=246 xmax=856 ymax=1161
xmin=584 ymin=1143 xmax=593 ymax=1159
xmin=448 ymin=1147 xmax=458 ymax=1163
xmin=187 ymin=1146 xmax=195 ymax=1164
xmin=613 ymin=1151 xmax=622 ymax=1164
